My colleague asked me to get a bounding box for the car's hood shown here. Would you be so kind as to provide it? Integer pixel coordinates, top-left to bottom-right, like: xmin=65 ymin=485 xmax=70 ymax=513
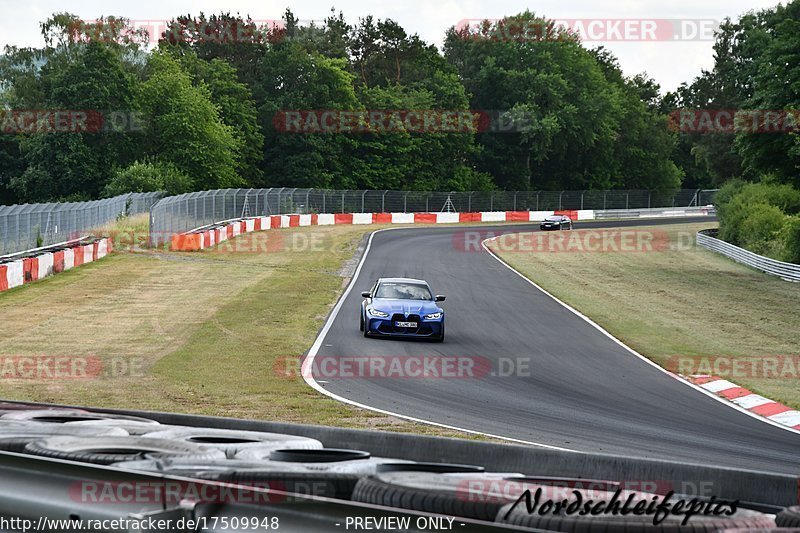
xmin=370 ymin=298 xmax=442 ymax=315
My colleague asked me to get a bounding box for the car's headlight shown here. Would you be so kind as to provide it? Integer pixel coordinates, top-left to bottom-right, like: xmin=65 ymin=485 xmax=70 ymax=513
xmin=367 ymin=308 xmax=389 ymax=318
xmin=424 ymin=312 xmax=442 ymax=320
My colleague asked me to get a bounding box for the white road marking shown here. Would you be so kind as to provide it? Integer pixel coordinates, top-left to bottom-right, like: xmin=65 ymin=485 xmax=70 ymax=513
xmin=303 ymin=227 xmax=577 ymax=451
xmin=481 ymin=236 xmax=800 ymax=437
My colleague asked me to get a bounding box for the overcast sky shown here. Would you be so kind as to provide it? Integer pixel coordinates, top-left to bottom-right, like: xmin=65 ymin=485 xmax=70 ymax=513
xmin=0 ymin=0 xmax=783 ymax=92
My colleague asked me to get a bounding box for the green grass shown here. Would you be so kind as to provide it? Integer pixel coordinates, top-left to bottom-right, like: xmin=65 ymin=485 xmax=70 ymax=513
xmin=488 ymin=222 xmax=800 ymax=409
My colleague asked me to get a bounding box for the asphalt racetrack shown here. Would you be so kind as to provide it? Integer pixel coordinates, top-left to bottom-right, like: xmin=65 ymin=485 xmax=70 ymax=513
xmin=308 ymin=217 xmax=800 ymax=474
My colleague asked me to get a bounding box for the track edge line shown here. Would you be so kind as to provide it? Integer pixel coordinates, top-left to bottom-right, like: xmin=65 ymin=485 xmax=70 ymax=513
xmin=480 ymin=235 xmax=800 ymax=438
xmin=302 ymin=227 xmax=579 ymax=451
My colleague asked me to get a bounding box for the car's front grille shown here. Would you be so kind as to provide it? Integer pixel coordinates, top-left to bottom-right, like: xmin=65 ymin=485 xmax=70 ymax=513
xmin=389 ymin=313 xmax=422 ymax=334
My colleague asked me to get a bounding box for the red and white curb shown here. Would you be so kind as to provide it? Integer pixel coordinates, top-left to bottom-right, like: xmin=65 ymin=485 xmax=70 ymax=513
xmin=0 ymin=238 xmax=113 ymax=293
xmin=687 ymin=375 xmax=800 ymax=431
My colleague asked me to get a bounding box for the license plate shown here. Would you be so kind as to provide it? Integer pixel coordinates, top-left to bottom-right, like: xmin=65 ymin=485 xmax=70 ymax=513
xmin=395 ymin=321 xmax=418 ymax=328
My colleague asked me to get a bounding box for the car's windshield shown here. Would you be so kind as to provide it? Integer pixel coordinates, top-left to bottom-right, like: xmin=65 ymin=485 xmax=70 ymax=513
xmin=545 ymin=216 xmax=562 ymax=221
xmin=375 ymin=282 xmax=432 ymax=300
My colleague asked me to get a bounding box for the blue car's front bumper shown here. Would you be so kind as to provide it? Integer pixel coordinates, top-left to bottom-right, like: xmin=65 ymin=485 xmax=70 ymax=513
xmin=366 ymin=314 xmax=444 ymax=338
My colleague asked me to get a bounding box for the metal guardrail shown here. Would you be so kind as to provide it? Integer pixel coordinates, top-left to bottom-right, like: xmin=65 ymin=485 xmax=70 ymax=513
xmin=6 ymin=399 xmax=799 ymax=511
xmin=594 ymin=206 xmax=716 ymax=219
xmin=0 ymin=192 xmax=164 ymax=256
xmin=697 ymin=229 xmax=800 ymax=282
xmin=149 ymin=188 xmax=719 ymax=247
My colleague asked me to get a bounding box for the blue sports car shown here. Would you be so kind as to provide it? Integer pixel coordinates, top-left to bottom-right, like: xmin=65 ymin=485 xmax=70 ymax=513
xmin=360 ymin=277 xmax=446 ymax=342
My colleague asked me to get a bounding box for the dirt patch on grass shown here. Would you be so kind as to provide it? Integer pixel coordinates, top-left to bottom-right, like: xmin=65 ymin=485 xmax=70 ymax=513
xmin=0 ymin=222 xmax=493 ymax=441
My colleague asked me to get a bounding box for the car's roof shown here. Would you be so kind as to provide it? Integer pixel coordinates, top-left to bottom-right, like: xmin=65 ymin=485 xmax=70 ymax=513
xmin=377 ymin=277 xmax=429 ymax=285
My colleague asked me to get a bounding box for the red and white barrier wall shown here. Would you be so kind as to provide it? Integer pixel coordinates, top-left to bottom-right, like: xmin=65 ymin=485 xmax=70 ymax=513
xmin=169 ymin=205 xmax=715 ymax=252
xmin=0 ymin=238 xmax=113 ymax=293
xmin=170 ymin=210 xmax=593 ymax=252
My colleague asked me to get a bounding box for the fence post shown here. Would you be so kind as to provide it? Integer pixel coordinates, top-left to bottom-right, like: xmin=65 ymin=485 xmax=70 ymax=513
xmin=382 ymin=190 xmax=387 ymax=213
xmin=648 ymin=191 xmax=651 ymax=209
xmin=581 ymin=191 xmax=584 ymax=210
xmin=626 ymin=191 xmax=630 ymax=210
xmin=404 ymin=192 xmax=409 ymax=213
xmin=490 ymin=192 xmax=494 ymax=211
xmin=558 ymin=191 xmax=564 ymax=210
xmin=513 ymin=192 xmax=517 ymax=211
xmin=341 ymin=192 xmax=345 ymax=213
xmin=306 ymin=189 xmax=312 ymax=213
xmin=361 ymin=190 xmax=368 ymax=213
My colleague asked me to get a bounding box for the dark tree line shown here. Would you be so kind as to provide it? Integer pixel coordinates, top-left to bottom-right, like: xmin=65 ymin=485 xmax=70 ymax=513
xmin=1 ymin=4 xmax=796 ymax=205
xmin=664 ymin=1 xmax=800 ymax=189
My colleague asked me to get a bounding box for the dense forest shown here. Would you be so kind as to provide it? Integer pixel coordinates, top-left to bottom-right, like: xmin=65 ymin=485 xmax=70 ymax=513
xmin=0 ymin=4 xmax=798 ymax=205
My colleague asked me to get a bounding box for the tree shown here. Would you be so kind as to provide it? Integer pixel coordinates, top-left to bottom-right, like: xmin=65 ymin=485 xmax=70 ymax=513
xmin=734 ymin=3 xmax=800 ymax=187
xmin=136 ymin=51 xmax=244 ymax=190
xmin=172 ymin=52 xmax=264 ymax=185
xmin=444 ymin=12 xmax=622 ymax=190
xmin=102 ymin=160 xmax=192 ymax=196
xmin=256 ymin=43 xmax=360 ymax=188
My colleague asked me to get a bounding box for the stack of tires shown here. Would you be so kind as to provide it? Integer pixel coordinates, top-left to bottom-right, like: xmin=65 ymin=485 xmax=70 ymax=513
xmin=0 ymin=406 xmax=789 ymax=531
xmin=114 ymin=448 xmax=434 ymax=500
xmin=0 ymin=408 xmax=322 ymax=466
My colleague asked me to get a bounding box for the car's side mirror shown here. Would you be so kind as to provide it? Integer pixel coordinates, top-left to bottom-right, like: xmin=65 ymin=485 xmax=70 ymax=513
xmin=361 ymin=291 xmax=371 ymax=298
xmin=435 ymin=295 xmax=446 ymax=302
